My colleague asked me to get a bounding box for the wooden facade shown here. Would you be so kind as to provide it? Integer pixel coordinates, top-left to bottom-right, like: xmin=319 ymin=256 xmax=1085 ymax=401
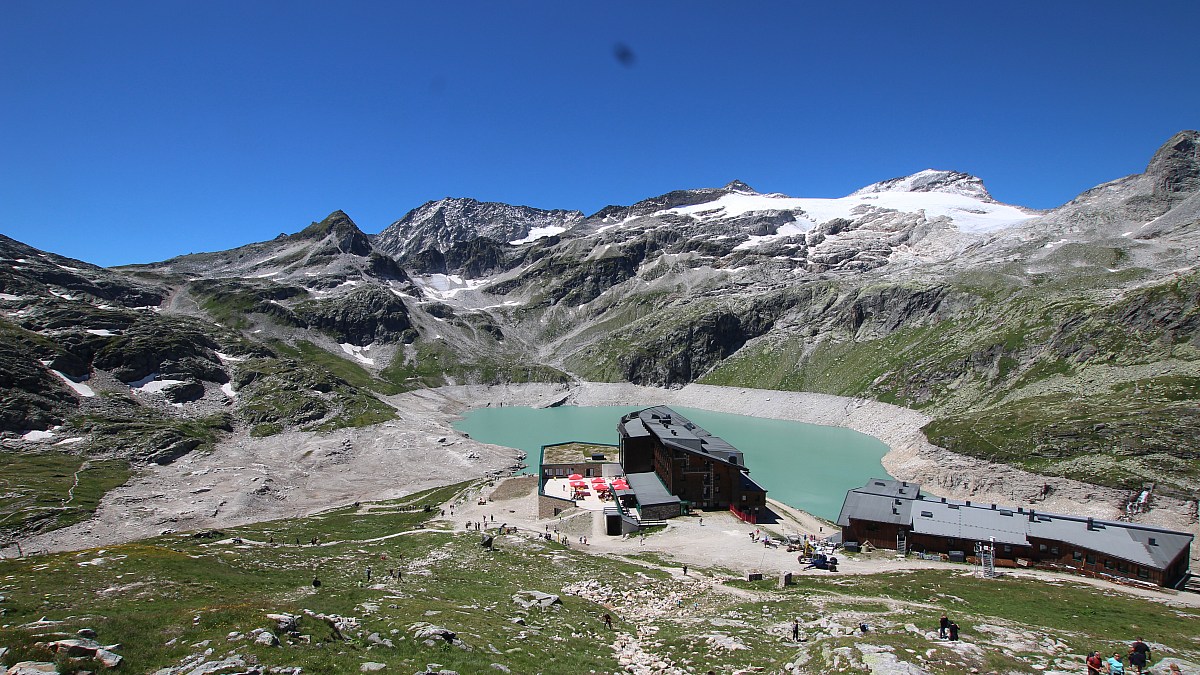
xmin=838 ymin=480 xmax=1193 ymax=588
xmin=618 ymin=407 xmax=767 ymax=520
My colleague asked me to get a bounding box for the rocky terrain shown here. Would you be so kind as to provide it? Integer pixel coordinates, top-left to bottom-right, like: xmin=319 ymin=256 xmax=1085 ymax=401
xmin=1 ymin=131 xmax=1198 ymax=550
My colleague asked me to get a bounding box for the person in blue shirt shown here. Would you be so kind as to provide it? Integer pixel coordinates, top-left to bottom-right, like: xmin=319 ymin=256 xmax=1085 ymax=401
xmin=1107 ymin=652 xmax=1125 ymax=674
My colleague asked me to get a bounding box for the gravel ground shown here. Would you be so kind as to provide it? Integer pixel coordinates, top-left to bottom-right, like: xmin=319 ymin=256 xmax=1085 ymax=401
xmin=14 ymin=382 xmax=1198 ymax=569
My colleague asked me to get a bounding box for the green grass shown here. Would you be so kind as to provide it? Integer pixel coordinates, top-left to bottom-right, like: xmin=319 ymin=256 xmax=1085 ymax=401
xmin=2 ymin=481 xmax=1197 ymax=675
xmin=0 ymin=452 xmax=131 ymax=539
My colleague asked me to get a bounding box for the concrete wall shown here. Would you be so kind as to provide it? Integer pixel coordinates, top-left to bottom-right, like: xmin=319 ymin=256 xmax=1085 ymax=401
xmin=639 ymin=502 xmax=682 ymax=521
xmin=538 ymin=494 xmax=577 ymax=519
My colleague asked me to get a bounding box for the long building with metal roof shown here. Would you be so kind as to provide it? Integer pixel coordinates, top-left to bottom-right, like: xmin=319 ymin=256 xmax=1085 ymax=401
xmin=837 ymin=478 xmax=1192 ymax=588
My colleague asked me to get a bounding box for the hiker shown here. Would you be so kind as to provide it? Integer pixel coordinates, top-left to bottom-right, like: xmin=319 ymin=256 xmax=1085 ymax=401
xmin=682 ymin=565 xmax=688 ymax=576
xmin=312 ymin=577 xmax=321 ymax=588
xmin=1129 ymin=638 xmax=1151 ymax=673
xmin=939 ymin=613 xmax=949 ymax=639
xmin=792 ymin=618 xmax=799 ymax=641
xmin=1086 ymin=651 xmax=1104 ymax=675
xmin=1106 ymin=652 xmax=1126 ymax=674
xmin=603 ymin=613 xmax=613 ymax=629
xmin=365 ymin=567 xmax=371 ymax=582
xmin=698 ymin=516 xmax=703 ymax=526
xmin=948 ymin=621 xmax=959 ymax=641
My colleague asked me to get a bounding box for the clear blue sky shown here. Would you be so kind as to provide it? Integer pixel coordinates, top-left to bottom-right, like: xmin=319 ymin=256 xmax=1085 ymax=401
xmin=2 ymin=2 xmax=1198 ymax=267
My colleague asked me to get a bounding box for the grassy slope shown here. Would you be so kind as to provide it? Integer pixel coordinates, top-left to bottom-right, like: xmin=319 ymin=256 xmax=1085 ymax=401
xmin=0 ymin=452 xmax=130 ymax=539
xmin=1 ymin=482 xmax=1196 ymax=674
xmin=695 ymin=271 xmax=1200 ymax=497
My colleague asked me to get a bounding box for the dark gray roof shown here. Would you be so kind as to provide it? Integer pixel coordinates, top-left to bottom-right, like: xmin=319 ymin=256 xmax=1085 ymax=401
xmin=910 ymin=499 xmax=1030 ymax=546
xmin=633 ymin=406 xmax=744 ymax=466
xmin=621 ymin=418 xmax=651 ymax=438
xmin=836 ymin=478 xmax=915 ymax=527
xmin=624 ymin=471 xmax=681 ymax=507
xmin=839 ymin=479 xmax=1193 ymax=570
xmin=739 ymin=472 xmax=767 ymax=494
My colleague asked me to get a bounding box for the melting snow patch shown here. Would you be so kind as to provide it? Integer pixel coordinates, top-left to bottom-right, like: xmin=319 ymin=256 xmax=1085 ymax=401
xmin=415 ymin=274 xmax=486 ymax=299
xmin=221 ymin=382 xmax=237 ymax=398
xmin=49 ymin=370 xmax=95 ymax=397
xmin=137 ymin=379 xmax=185 ymax=394
xmin=1122 ymin=231 xmax=1134 ymax=237
xmin=214 ymin=351 xmax=245 ymax=363
xmin=86 ymin=329 xmax=115 ymax=336
xmin=0 ymin=293 xmax=23 ymax=301
xmin=509 ymin=225 xmax=567 ymax=245
xmin=48 ymin=289 xmax=76 ymax=300
xmin=22 ymin=430 xmax=54 ymax=441
xmin=56 ymin=437 xmax=84 ymax=445
xmin=1043 ymin=239 xmax=1069 ymax=249
xmin=340 ymin=343 xmax=375 ymax=365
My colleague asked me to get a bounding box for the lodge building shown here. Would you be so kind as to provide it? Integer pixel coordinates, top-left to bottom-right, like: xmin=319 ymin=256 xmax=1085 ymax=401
xmin=837 ymin=478 xmax=1193 ymax=588
xmin=617 ymin=406 xmax=768 ymax=523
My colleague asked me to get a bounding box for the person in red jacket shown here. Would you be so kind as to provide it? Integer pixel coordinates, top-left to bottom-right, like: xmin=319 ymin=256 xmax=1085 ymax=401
xmin=1086 ymin=651 xmax=1104 ymax=675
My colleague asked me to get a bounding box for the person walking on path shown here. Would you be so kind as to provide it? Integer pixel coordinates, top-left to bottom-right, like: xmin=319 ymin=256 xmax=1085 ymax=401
xmin=939 ymin=614 xmax=949 ymax=639
xmin=947 ymin=622 xmax=959 ymax=641
xmin=682 ymin=564 xmax=688 ymax=576
xmin=1086 ymin=651 xmax=1104 ymax=675
xmin=792 ymin=619 xmax=800 ymax=642
xmin=1129 ymin=638 xmax=1151 ymax=673
xmin=603 ymin=613 xmax=613 ymax=629
xmin=1106 ymin=652 xmax=1126 ymax=674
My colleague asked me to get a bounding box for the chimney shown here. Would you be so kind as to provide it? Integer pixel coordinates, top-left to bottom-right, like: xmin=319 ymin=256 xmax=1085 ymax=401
xmin=1028 ymin=509 xmax=1036 ymax=522
xmin=1086 ymin=517 xmax=1094 ymax=531
xmin=991 ymin=504 xmax=997 ymax=510
xmin=902 ymin=481 xmax=908 ymax=487
xmin=965 ymin=500 xmax=971 ymax=506
xmin=1149 ymin=537 xmax=1157 ymax=546
xmin=941 ymin=497 xmax=946 ymax=503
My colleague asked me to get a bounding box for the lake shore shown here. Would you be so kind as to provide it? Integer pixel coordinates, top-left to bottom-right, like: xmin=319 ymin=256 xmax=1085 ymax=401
xmin=13 ymin=381 xmax=1196 ymax=566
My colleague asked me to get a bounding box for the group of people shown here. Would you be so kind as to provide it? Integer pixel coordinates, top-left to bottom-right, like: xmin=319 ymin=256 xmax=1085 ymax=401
xmin=1086 ymin=639 xmax=1156 ymax=675
xmin=938 ymin=614 xmax=960 ymax=641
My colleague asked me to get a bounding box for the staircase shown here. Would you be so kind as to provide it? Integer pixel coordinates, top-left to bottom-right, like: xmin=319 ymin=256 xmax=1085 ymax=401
xmin=1181 ymin=573 xmax=1200 ymax=594
xmin=896 ymin=532 xmax=907 ymax=556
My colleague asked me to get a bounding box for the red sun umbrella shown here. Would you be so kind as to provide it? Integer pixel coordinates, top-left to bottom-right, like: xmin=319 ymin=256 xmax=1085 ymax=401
xmin=595 ymin=483 xmax=610 ymax=491
xmin=568 ymin=474 xmax=583 ymax=480
xmin=570 ymin=480 xmax=586 ymax=487
xmin=612 ymin=482 xmax=629 ymax=489
xmin=591 ymin=476 xmax=606 ymax=482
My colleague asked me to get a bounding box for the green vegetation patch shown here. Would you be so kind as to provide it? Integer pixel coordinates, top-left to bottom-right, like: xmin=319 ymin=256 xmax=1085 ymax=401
xmin=0 ymin=452 xmax=130 ymax=539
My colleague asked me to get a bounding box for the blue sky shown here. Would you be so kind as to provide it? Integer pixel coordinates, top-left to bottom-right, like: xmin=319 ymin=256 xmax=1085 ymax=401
xmin=2 ymin=2 xmax=1198 ymax=267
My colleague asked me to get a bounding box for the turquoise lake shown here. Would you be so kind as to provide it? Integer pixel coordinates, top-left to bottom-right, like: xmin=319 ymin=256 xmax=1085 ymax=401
xmin=452 ymin=405 xmax=893 ymax=522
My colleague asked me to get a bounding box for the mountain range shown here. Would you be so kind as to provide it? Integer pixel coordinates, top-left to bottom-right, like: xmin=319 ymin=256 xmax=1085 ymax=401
xmin=2 ymin=130 xmax=1197 ymax=537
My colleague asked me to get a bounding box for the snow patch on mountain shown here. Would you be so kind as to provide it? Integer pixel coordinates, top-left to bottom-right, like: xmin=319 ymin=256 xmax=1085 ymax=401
xmin=340 ymin=343 xmax=375 ymax=365
xmin=509 ymin=225 xmax=568 ymax=244
xmin=414 ymin=273 xmax=487 ymax=300
xmin=660 ymin=184 xmax=1037 ymax=234
xmin=48 ymin=369 xmax=95 ymax=397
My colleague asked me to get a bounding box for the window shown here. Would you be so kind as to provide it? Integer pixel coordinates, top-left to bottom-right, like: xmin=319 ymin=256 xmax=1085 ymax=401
xmin=1104 ymin=559 xmax=1115 ymax=570
xmin=1050 ymin=547 xmax=1059 ymax=555
xmin=920 ymin=511 xmax=933 ymax=518
xmin=1137 ymin=568 xmax=1150 ymax=580
xmin=1073 ymin=551 xmax=1083 ymax=562
xmin=1003 ymin=545 xmax=1012 ymax=554
xmin=1086 ymin=554 xmax=1096 ymax=565
xmin=1038 ymin=544 xmax=1047 ymax=553
xmin=999 ymin=509 xmax=1014 ymax=516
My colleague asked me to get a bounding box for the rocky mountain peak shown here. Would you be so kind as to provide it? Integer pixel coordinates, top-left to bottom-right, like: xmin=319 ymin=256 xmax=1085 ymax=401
xmin=292 ymin=210 xmax=373 ymax=257
xmin=851 ymin=169 xmax=994 ymax=202
xmin=723 ymin=180 xmax=757 ymax=194
xmin=373 ymin=198 xmax=584 ymax=259
xmin=1145 ymin=129 xmax=1200 ymax=195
